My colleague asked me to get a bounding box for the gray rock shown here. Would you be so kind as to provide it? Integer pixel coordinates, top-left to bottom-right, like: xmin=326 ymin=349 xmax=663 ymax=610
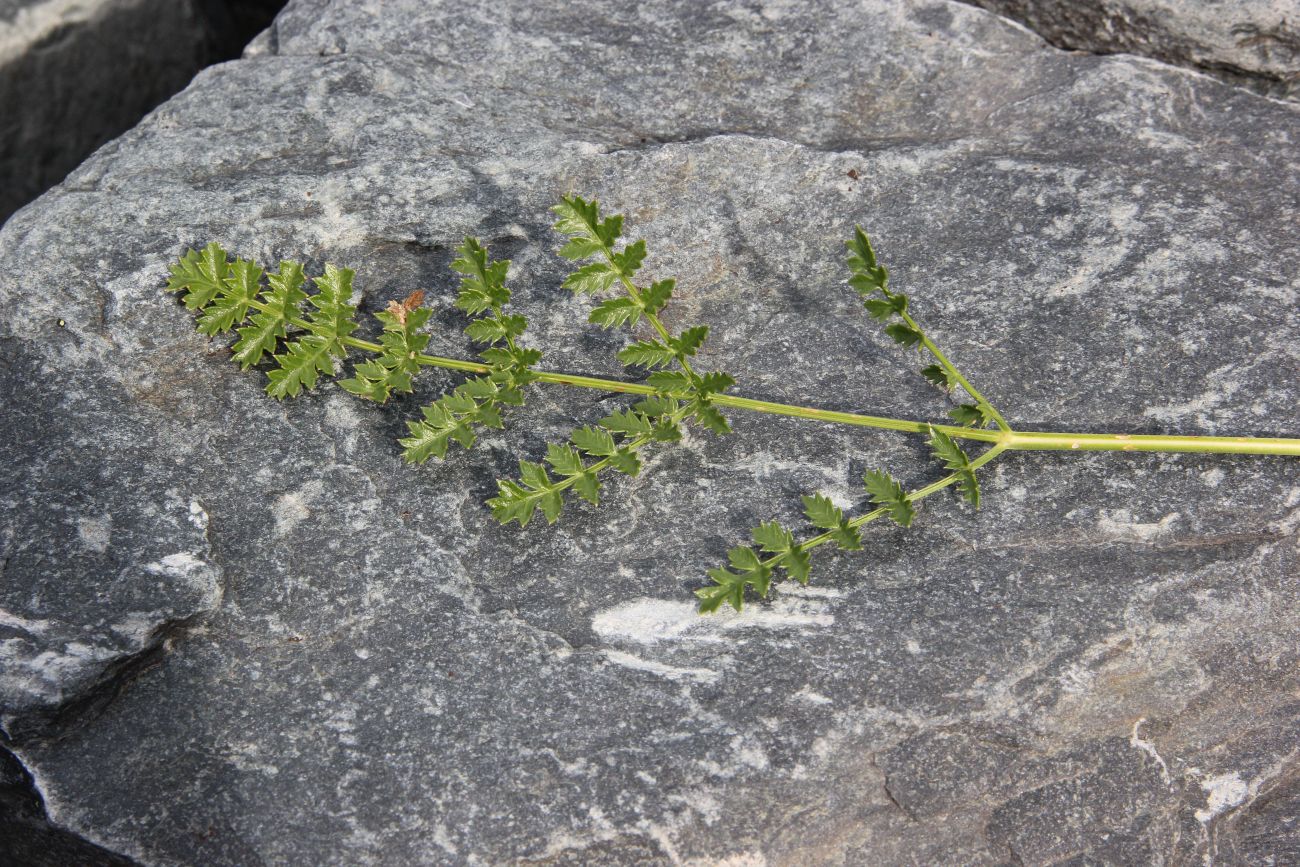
xmin=0 ymin=0 xmax=281 ymax=224
xmin=1 ymin=0 xmax=1298 ymax=863
xmin=963 ymin=0 xmax=1300 ymax=98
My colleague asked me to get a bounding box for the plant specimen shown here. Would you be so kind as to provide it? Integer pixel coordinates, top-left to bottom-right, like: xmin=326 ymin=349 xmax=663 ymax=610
xmin=166 ymin=197 xmax=1300 ymax=613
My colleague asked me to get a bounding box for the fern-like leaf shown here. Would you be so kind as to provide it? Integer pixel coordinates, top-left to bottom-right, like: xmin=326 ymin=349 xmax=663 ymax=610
xmin=232 ymin=261 xmax=306 ymax=369
xmin=340 ymin=293 xmax=431 ymax=403
xmin=802 ymin=493 xmax=862 ymax=550
xmin=697 ymin=545 xmax=774 ymax=613
xmin=305 ymin=263 xmax=359 ymax=355
xmin=196 ymin=257 xmax=263 ymax=336
xmin=950 ymin=402 xmax=997 ymax=427
xmin=452 ymin=237 xmax=511 ymax=314
xmin=928 ymin=426 xmax=981 ymax=507
xmin=167 ymin=242 xmax=230 ymax=309
xmin=265 ymin=335 xmax=334 ymax=400
xmin=845 ymin=226 xmax=889 ymax=298
xmin=863 ymin=470 xmax=914 ymax=528
xmin=400 ymin=384 xmax=504 ymax=463
xmin=921 ymin=363 xmax=959 ymax=391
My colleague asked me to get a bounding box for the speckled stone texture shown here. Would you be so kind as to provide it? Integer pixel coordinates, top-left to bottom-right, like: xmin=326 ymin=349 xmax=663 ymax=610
xmin=1 ymin=0 xmax=1298 ymax=864
xmin=964 ymin=0 xmax=1300 ymax=98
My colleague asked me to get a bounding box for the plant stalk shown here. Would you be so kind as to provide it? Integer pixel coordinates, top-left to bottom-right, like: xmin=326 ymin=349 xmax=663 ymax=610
xmin=308 ymin=327 xmax=1300 ymax=458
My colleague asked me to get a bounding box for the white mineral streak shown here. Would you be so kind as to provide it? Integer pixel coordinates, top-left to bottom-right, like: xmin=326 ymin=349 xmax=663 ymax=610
xmin=1096 ymin=509 xmax=1180 ymax=543
xmin=1194 ymin=772 xmax=1248 ymax=823
xmin=1129 ymin=718 xmax=1172 ymax=785
xmin=601 ymin=649 xmax=719 ymax=683
xmin=592 ymin=593 xmax=835 ymax=645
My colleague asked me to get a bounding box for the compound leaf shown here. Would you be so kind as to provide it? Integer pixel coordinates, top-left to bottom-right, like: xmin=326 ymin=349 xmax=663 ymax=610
xmin=863 ymin=469 xmax=915 ymax=528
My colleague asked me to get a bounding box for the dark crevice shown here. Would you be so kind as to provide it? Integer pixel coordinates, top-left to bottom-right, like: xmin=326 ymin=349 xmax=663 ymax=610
xmin=0 ymin=745 xmax=140 ymax=866
xmin=0 ymin=0 xmax=290 ymax=226
xmin=3 ymin=610 xmax=213 ymax=746
xmin=956 ymin=0 xmax=1298 ymax=100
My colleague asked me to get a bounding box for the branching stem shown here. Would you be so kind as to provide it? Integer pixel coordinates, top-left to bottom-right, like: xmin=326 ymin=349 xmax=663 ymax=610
xmin=898 ymin=308 xmax=1010 ymax=432
xmin=786 ymin=442 xmax=1008 ymax=561
xmin=244 ymin=246 xmax=1300 ymax=461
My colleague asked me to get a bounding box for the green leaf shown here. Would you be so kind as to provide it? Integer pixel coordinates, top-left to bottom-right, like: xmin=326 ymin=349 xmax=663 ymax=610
xmin=400 ymin=388 xmax=501 ymax=462
xmin=651 ymin=419 xmax=682 ymax=442
xmin=487 ymin=480 xmax=537 ymax=527
xmin=563 ymin=262 xmax=619 ymax=295
xmin=752 ymin=521 xmax=794 ymax=554
xmin=596 ymin=213 xmax=624 ymax=248
xmin=696 ymin=371 xmax=735 ymax=396
xmin=669 ymin=325 xmax=709 ymax=358
xmin=699 ymin=546 xmax=775 ymax=613
xmin=612 ymin=240 xmax=647 ymax=277
xmin=339 ymin=359 xmax=404 ymax=402
xmin=558 ymin=237 xmax=605 ymax=260
xmin=400 ymin=416 xmax=453 ymax=463
xmin=552 ymin=195 xmax=602 ymax=239
xmin=458 ymin=376 xmax=500 ymax=399
xmin=340 ymin=295 xmax=431 ymax=403
xmin=782 ymin=547 xmax=812 ymax=584
xmin=928 ymin=426 xmax=981 ymax=508
xmin=646 ymin=371 xmax=692 ymax=393
xmin=545 ymin=443 xmax=586 ymax=477
xmin=863 ymin=292 xmax=907 ymax=323
xmin=167 ymin=242 xmax=230 ymax=309
xmin=599 ymin=409 xmax=653 ymax=437
xmin=452 ymin=237 xmax=511 ymax=314
xmin=802 ymin=493 xmax=844 ymax=530
xmin=265 ymin=334 xmax=334 ymax=399
xmin=845 ymin=226 xmax=889 ymax=297
xmin=571 ymin=426 xmax=616 ymax=457
xmin=618 ymin=339 xmax=676 ymax=368
xmin=691 ymin=400 xmax=731 ymax=436
xmin=519 ymin=461 xmax=551 ymax=496
xmin=863 ymin=470 xmax=914 ymax=528
xmin=696 ymin=578 xmax=744 ymax=614
xmin=642 ymin=279 xmax=674 ymax=315
xmin=306 ymin=263 xmax=359 ymax=355
xmin=803 ymin=492 xmax=862 ymax=549
xmin=885 ymin=322 xmax=923 ymax=349
xmin=488 ymin=457 xmax=567 ymax=525
xmin=949 ymin=403 xmax=997 ymax=427
xmin=572 ymin=471 xmax=601 ymax=505
xmin=847 ymin=226 xmax=878 ymax=270
xmin=830 ymin=525 xmax=862 ymax=551
xmin=465 ymin=314 xmax=525 ymax=345
xmin=551 ymin=195 xmax=624 ymax=252
xmin=608 ymin=448 xmax=641 ymax=476
xmin=728 ymin=545 xmax=764 ymax=571
xmin=922 ymin=363 xmax=958 ymax=391
xmin=634 ymin=395 xmax=679 ymax=418
xmin=197 ymin=257 xmax=263 ymax=335
xmin=231 ymin=260 xmax=306 ymax=369
xmin=589 ymin=297 xmax=642 ymax=329
xmin=539 ymin=490 xmax=564 ymax=524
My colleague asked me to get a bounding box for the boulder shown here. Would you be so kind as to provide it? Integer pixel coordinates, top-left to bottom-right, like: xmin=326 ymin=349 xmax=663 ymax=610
xmin=0 ymin=0 xmax=284 ymax=224
xmin=1 ymin=0 xmax=1297 ymax=863
xmin=965 ymin=0 xmax=1300 ymax=99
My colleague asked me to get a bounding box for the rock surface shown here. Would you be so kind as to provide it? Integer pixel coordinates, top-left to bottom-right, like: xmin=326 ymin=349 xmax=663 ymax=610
xmin=964 ymin=0 xmax=1300 ymax=98
xmin=0 ymin=0 xmax=284 ymax=224
xmin=1 ymin=0 xmax=1298 ymax=864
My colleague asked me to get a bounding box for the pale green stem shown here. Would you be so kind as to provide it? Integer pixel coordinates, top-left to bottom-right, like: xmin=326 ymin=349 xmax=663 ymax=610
xmin=898 ymin=308 xmax=1011 ymax=432
xmin=785 ymin=442 xmax=1008 ymax=560
xmin=508 ymin=406 xmax=695 ymax=504
xmin=257 ymin=299 xmax=1300 ymax=457
xmin=600 ymin=246 xmax=701 ymax=380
